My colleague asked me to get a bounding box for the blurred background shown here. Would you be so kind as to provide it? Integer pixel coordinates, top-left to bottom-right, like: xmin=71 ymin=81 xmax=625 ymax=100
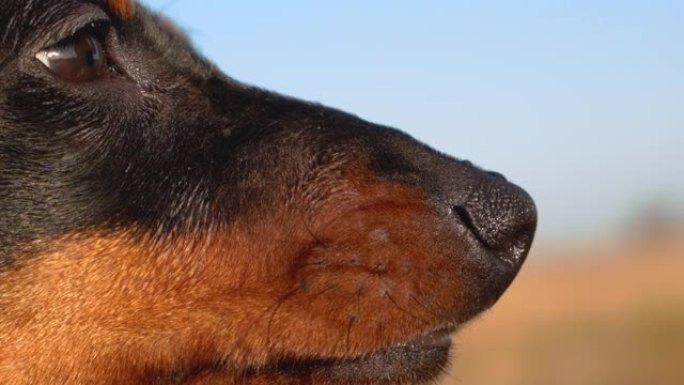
xmin=142 ymin=1 xmax=683 ymax=383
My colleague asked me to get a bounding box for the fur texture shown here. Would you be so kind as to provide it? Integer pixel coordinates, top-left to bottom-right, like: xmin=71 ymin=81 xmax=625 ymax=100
xmin=0 ymin=1 xmax=536 ymax=384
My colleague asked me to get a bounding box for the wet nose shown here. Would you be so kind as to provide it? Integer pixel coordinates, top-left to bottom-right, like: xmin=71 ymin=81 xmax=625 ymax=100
xmin=360 ymin=127 xmax=536 ymax=267
xmin=450 ymin=170 xmax=537 ymax=266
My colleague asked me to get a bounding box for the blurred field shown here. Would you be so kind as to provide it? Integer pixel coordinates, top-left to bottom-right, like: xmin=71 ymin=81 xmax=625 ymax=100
xmin=443 ymin=235 xmax=684 ymax=385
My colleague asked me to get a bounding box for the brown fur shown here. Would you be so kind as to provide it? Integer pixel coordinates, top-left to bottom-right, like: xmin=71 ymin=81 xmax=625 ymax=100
xmin=105 ymin=0 xmax=135 ymax=19
xmin=0 ymin=165 xmax=467 ymax=384
xmin=0 ymin=2 xmax=537 ymax=382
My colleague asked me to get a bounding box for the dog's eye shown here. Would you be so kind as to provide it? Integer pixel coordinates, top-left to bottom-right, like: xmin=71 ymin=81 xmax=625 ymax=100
xmin=35 ymin=32 xmax=107 ymax=82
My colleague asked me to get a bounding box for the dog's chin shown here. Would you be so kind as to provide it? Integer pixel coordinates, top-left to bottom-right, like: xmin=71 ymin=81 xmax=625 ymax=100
xmin=177 ymin=330 xmax=453 ymax=384
xmin=234 ymin=330 xmax=453 ymax=385
xmin=280 ymin=330 xmax=452 ymax=383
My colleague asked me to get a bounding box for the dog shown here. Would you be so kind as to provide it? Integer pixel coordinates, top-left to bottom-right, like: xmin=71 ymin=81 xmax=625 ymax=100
xmin=0 ymin=1 xmax=537 ymax=384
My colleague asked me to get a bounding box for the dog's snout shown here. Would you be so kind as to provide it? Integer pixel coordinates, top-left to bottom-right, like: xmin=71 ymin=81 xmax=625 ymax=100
xmin=451 ymin=171 xmax=537 ymax=265
xmin=366 ymin=131 xmax=536 ymax=268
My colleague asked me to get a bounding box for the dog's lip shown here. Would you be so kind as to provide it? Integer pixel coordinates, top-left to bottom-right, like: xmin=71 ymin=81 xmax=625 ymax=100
xmin=268 ymin=327 xmax=456 ymax=383
xmin=392 ymin=328 xmax=454 ymax=349
xmin=326 ymin=326 xmax=457 ymax=360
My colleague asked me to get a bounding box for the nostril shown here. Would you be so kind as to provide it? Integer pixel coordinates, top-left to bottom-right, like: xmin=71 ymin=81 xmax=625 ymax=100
xmin=452 ymin=205 xmax=492 ymax=249
xmin=450 ymin=184 xmax=537 ymax=265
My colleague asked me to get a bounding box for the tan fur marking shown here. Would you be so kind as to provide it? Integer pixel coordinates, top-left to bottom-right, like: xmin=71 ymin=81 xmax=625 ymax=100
xmin=0 ymin=166 xmax=470 ymax=384
xmin=105 ymin=0 xmax=135 ymax=19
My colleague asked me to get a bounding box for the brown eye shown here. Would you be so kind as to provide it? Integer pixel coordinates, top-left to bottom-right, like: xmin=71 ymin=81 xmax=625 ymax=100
xmin=36 ymin=33 xmax=107 ymax=82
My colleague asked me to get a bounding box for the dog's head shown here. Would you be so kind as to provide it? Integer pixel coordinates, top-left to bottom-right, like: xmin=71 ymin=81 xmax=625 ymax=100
xmin=0 ymin=1 xmax=536 ymax=384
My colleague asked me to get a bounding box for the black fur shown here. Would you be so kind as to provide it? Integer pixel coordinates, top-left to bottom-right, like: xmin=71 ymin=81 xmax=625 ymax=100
xmin=1 ymin=2 xmax=538 ymax=383
xmin=1 ymin=1 xmax=535 ymax=277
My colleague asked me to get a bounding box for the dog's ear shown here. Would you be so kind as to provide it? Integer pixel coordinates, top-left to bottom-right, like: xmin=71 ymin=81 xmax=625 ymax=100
xmin=105 ymin=0 xmax=136 ymax=19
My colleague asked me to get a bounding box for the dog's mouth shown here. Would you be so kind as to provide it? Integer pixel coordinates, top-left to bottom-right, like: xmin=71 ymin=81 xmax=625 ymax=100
xmin=166 ymin=329 xmax=454 ymax=384
xmin=241 ymin=328 xmax=455 ymax=384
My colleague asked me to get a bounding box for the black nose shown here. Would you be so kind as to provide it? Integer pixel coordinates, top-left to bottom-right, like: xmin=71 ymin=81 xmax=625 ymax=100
xmin=361 ymin=127 xmax=536 ymax=267
xmin=451 ymin=170 xmax=537 ymax=266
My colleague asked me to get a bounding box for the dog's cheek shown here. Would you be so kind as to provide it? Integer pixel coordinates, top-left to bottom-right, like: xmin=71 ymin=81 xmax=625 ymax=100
xmin=0 ymin=165 xmax=469 ymax=383
xmin=0 ymin=224 xmax=308 ymax=384
xmin=255 ymin=173 xmax=469 ymax=358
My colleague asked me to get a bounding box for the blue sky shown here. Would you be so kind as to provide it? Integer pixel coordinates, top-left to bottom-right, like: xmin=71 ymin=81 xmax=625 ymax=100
xmin=141 ymin=0 xmax=684 ymax=243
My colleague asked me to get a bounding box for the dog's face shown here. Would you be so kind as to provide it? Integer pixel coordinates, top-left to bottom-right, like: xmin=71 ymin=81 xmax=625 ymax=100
xmin=0 ymin=1 xmax=536 ymax=384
